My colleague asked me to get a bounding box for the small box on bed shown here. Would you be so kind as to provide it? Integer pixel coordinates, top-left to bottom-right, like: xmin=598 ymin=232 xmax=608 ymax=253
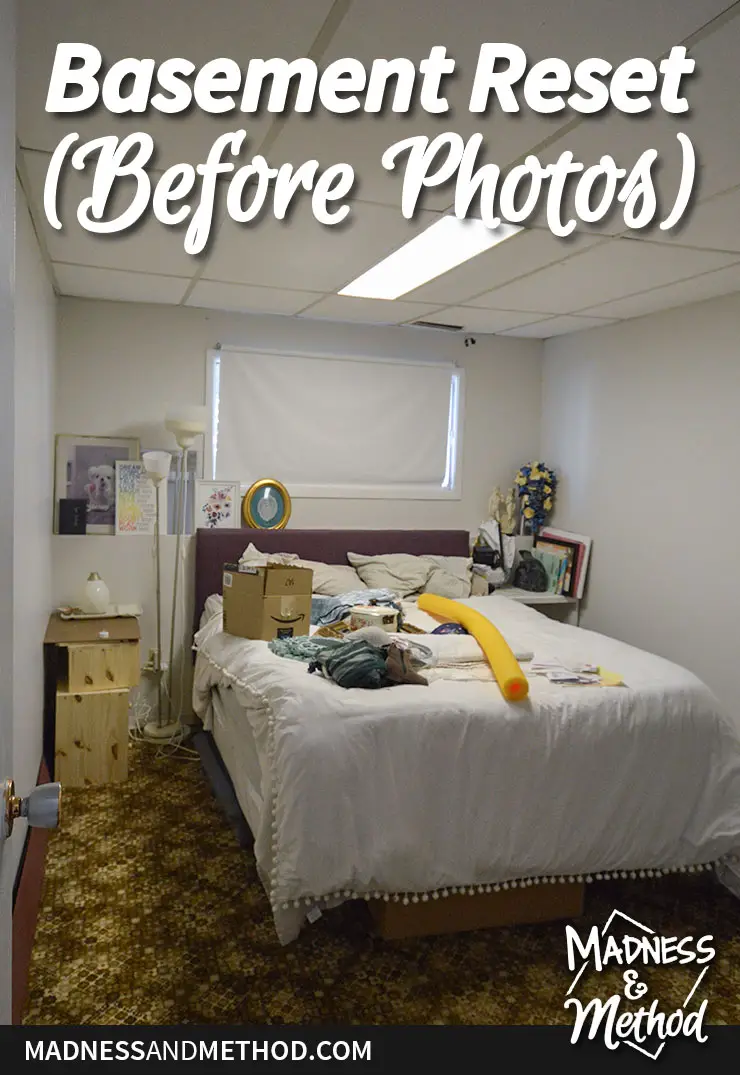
xmin=222 ymin=562 xmax=313 ymax=641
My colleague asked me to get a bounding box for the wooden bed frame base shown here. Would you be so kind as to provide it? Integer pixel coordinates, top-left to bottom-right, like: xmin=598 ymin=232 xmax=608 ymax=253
xmin=369 ymin=883 xmax=585 ymax=940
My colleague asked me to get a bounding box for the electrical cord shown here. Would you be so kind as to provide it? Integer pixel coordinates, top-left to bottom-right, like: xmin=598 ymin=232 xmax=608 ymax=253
xmin=128 ymin=687 xmax=200 ymax=761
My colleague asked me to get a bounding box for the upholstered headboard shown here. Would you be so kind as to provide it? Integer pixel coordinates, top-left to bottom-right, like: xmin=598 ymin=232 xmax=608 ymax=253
xmin=193 ymin=527 xmax=471 ymax=633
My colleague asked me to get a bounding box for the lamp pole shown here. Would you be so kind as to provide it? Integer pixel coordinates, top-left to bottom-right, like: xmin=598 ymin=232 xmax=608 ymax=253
xmin=150 ymin=406 xmax=208 ymax=740
xmin=165 ymin=442 xmax=187 ymax=725
xmin=154 ymin=478 xmax=163 ymax=725
xmin=140 ymin=451 xmax=173 ymax=739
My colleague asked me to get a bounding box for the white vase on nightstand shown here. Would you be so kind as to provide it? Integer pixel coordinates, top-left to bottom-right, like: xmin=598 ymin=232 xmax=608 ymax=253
xmin=82 ymin=572 xmax=110 ymax=614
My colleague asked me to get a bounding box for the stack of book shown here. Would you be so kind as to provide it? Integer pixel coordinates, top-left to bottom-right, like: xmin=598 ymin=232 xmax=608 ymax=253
xmin=531 ymin=528 xmax=592 ymax=599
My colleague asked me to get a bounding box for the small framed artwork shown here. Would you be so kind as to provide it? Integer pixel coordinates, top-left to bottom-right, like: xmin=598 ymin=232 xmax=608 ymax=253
xmin=242 ymin=478 xmax=291 ymax=530
xmin=115 ymin=461 xmax=158 ymax=536
xmin=195 ymin=480 xmax=241 ymax=529
xmin=54 ymin=434 xmax=140 ymax=535
xmin=58 ymin=499 xmax=87 ymax=535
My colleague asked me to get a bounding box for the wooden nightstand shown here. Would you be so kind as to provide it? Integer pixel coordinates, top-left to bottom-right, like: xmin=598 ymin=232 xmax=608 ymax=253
xmin=43 ymin=614 xmax=141 ymax=787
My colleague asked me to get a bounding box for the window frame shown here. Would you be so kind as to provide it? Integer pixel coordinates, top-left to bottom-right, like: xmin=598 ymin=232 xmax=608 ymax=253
xmin=204 ymin=346 xmax=464 ymax=501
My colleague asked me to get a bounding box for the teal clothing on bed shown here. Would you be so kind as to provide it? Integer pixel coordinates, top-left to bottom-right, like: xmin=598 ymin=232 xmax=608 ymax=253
xmin=268 ymin=636 xmax=345 ymax=662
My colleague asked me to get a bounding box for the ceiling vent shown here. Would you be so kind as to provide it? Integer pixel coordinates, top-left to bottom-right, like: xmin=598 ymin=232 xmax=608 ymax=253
xmin=408 ymin=319 xmax=463 ymax=332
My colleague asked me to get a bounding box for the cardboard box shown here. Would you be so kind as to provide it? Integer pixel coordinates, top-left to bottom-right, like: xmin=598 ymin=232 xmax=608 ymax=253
xmin=222 ymin=562 xmax=313 ymax=641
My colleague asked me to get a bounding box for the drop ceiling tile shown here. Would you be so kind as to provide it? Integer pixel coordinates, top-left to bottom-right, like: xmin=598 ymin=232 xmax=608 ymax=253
xmin=54 ymin=264 xmax=189 ymax=304
xmin=502 ymin=314 xmax=618 ymax=337
xmin=270 ymin=0 xmax=732 ymax=207
xmin=579 ymin=262 xmax=740 ymax=319
xmin=267 ymin=114 xmax=459 ymax=213
xmin=203 ymin=200 xmax=441 ymax=291
xmin=20 ymin=0 xmax=736 ymax=318
xmin=406 ymin=228 xmax=600 ymax=305
xmin=422 ymin=307 xmax=549 ymax=332
xmin=18 ymin=0 xmax=334 ymax=166
xmin=22 ymin=149 xmax=196 ymax=277
xmin=534 ymin=14 xmax=740 ymax=232
xmin=186 ymin=280 xmax=323 ymax=314
xmin=627 ymin=186 xmax=740 ymax=252
xmin=477 ymin=238 xmax=736 ymax=313
xmin=297 ymin=295 xmax=443 ymax=325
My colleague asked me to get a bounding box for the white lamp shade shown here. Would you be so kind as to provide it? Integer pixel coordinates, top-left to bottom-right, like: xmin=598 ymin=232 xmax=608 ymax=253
xmin=165 ymin=405 xmax=208 ymax=448
xmin=141 ymin=450 xmax=172 ymax=483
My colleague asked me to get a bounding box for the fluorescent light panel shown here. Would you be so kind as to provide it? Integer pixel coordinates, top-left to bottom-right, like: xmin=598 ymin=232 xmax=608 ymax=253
xmin=339 ymin=217 xmax=523 ymax=300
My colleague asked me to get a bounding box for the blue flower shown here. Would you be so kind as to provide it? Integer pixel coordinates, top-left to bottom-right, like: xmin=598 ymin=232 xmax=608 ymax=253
xmin=514 ymin=460 xmax=557 ymax=532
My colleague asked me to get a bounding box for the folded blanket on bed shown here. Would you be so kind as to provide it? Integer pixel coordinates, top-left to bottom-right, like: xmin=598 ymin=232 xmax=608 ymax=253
xmin=393 ymin=631 xmax=534 ymax=664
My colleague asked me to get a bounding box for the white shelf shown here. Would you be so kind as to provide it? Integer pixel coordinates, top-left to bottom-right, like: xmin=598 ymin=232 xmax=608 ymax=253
xmin=494 ymin=587 xmax=579 ymax=605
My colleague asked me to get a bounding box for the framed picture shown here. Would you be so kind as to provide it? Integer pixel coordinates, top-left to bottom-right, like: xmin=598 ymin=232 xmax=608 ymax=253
xmin=195 ymin=480 xmax=241 ymax=529
xmin=242 ymin=478 xmax=291 ymax=530
xmin=115 ymin=461 xmax=158 ymax=536
xmin=54 ymin=435 xmax=140 ymax=535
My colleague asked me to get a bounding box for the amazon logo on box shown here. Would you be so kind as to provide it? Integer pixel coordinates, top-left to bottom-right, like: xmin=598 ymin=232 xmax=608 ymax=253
xmin=222 ymin=562 xmax=313 ymax=641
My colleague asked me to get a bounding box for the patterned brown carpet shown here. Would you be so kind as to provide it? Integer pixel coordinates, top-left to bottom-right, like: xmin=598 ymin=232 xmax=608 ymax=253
xmin=23 ymin=742 xmax=740 ymax=1026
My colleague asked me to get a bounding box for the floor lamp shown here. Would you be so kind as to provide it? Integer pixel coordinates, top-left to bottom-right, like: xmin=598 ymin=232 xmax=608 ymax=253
xmin=141 ymin=450 xmax=171 ymax=737
xmin=161 ymin=406 xmax=208 ymax=734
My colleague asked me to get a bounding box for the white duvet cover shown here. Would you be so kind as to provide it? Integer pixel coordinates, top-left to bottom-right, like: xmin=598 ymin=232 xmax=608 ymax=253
xmin=193 ymin=596 xmax=740 ymax=943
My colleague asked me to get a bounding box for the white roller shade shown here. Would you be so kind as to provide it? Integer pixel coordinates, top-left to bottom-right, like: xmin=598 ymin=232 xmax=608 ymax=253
xmin=212 ymin=349 xmax=460 ymax=497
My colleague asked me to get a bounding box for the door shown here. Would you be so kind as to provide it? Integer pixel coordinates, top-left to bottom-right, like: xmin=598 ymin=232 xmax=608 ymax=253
xmin=0 ymin=0 xmax=14 ymax=1028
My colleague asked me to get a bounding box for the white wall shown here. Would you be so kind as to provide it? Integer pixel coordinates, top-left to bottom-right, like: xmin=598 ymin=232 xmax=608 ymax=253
xmin=542 ymin=291 xmax=740 ymax=710
xmin=53 ymin=298 xmax=542 ymax=712
xmin=10 ymin=189 xmax=56 ymax=874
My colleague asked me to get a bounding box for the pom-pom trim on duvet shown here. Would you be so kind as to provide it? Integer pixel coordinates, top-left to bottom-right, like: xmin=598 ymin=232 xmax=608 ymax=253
xmin=195 ymin=650 xmax=718 ymax=921
xmin=270 ymin=862 xmax=717 ymax=913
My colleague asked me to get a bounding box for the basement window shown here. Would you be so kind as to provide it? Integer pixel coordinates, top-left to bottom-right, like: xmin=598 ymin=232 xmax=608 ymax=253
xmin=205 ymin=347 xmax=463 ymax=499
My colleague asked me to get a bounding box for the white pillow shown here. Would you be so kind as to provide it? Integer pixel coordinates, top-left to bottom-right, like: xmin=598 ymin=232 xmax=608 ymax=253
xmin=295 ymin=559 xmax=364 ymax=597
xmin=238 ymin=544 xmax=362 ymax=597
xmin=347 ymin=552 xmax=433 ymax=598
xmin=421 ymin=555 xmax=473 ymax=599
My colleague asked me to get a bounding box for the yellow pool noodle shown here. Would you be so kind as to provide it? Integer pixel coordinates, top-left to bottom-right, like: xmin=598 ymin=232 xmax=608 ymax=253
xmin=417 ymin=593 xmax=529 ymax=702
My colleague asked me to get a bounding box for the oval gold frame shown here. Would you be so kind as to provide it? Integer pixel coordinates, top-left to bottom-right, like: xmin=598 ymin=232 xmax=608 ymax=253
xmin=242 ymin=478 xmax=291 ymax=530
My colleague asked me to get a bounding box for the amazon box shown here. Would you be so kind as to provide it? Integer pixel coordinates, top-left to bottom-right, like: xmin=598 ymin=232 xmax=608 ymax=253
xmin=222 ymin=562 xmax=313 ymax=641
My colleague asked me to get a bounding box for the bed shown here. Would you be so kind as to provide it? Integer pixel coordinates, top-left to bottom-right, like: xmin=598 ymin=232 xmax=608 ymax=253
xmin=191 ymin=528 xmax=740 ymax=944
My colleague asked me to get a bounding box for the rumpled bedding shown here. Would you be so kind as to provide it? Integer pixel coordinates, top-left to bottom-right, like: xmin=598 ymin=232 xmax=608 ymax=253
xmin=194 ymin=594 xmax=740 ymax=943
xmin=196 ymin=593 xmax=534 ymax=664
xmin=310 ymin=588 xmax=398 ymax=626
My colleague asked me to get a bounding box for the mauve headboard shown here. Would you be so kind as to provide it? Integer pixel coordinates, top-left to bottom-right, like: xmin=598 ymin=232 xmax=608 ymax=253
xmin=193 ymin=527 xmax=471 ymax=633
